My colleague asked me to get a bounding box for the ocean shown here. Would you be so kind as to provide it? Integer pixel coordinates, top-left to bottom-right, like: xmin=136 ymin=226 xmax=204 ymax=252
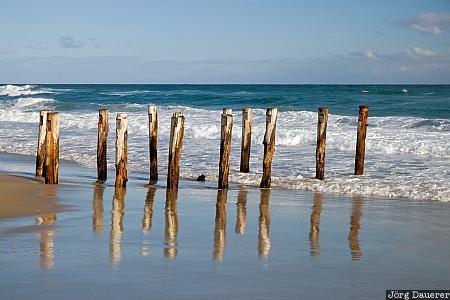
xmin=0 ymin=84 xmax=449 ymax=201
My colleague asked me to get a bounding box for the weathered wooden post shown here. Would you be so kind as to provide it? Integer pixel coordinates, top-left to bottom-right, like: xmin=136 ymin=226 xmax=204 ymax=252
xmin=315 ymin=107 xmax=328 ymax=180
xmin=43 ymin=112 xmax=60 ymax=184
xmin=36 ymin=109 xmax=51 ymax=177
xmin=354 ymin=106 xmax=369 ymax=175
xmin=148 ymin=105 xmax=158 ymax=183
xmin=260 ymin=108 xmax=278 ymax=188
xmin=115 ymin=113 xmax=128 ymax=188
xmin=240 ymin=108 xmax=252 ymax=173
xmin=97 ymin=108 xmax=109 ymax=182
xmin=218 ymin=108 xmax=233 ymax=189
xmin=167 ymin=112 xmax=185 ymax=189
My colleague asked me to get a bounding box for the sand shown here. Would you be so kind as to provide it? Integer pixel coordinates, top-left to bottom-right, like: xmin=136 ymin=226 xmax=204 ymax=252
xmin=1 ymin=152 xmax=450 ymax=299
xmin=0 ymin=173 xmax=64 ymax=219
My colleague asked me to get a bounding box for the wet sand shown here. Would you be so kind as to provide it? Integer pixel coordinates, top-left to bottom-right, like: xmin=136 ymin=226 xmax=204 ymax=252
xmin=1 ymin=152 xmax=450 ymax=299
xmin=0 ymin=174 xmax=64 ymax=219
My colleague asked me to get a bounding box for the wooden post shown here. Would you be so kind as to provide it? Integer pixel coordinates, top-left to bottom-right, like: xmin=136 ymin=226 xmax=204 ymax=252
xmin=167 ymin=112 xmax=185 ymax=190
xmin=43 ymin=112 xmax=60 ymax=184
xmin=148 ymin=105 xmax=158 ymax=183
xmin=218 ymin=108 xmax=233 ymax=189
xmin=354 ymin=106 xmax=369 ymax=175
xmin=260 ymin=108 xmax=277 ymax=188
xmin=115 ymin=113 xmax=128 ymax=188
xmin=36 ymin=109 xmax=51 ymax=177
xmin=315 ymin=107 xmax=328 ymax=180
xmin=240 ymin=108 xmax=252 ymax=173
xmin=97 ymin=109 xmax=109 ymax=182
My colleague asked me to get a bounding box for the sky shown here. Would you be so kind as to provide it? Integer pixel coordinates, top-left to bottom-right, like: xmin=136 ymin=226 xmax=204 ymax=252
xmin=1 ymin=0 xmax=449 ymax=83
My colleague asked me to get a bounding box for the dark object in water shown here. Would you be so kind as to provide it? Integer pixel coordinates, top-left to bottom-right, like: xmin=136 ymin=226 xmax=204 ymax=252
xmin=196 ymin=174 xmax=206 ymax=182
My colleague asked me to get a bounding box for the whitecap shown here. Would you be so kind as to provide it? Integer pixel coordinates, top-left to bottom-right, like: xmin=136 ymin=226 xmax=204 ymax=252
xmin=0 ymin=84 xmax=54 ymax=97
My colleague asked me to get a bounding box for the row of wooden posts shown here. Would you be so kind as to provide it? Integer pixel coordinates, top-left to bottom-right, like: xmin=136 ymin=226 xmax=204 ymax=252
xmin=35 ymin=106 xmax=369 ymax=188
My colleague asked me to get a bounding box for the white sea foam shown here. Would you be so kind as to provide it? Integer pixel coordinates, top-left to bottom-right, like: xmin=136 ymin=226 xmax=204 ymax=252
xmin=0 ymin=104 xmax=449 ymax=201
xmin=0 ymin=84 xmax=55 ymax=97
xmin=13 ymin=97 xmax=56 ymax=108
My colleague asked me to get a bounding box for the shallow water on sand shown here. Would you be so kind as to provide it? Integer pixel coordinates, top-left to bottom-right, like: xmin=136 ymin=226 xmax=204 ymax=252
xmin=1 ymin=155 xmax=450 ymax=299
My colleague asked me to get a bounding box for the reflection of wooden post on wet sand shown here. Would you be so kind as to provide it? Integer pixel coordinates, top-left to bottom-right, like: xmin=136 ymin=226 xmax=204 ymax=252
xmin=348 ymin=196 xmax=363 ymax=260
xmin=110 ymin=187 xmax=125 ymax=265
xmin=258 ymin=189 xmax=271 ymax=257
xmin=213 ymin=189 xmax=227 ymax=261
xmin=92 ymin=183 xmax=105 ymax=234
xmin=309 ymin=193 xmax=323 ymax=256
xmin=141 ymin=186 xmax=155 ymax=257
xmin=235 ymin=188 xmax=247 ymax=235
xmin=164 ymin=189 xmax=179 ymax=258
xmin=36 ymin=213 xmax=57 ymax=270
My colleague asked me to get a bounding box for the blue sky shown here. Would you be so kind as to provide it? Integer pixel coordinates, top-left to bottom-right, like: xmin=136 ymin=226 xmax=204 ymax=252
xmin=1 ymin=0 xmax=449 ymax=83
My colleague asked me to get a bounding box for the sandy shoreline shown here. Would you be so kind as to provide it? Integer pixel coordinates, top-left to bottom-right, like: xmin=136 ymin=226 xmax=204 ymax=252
xmin=1 ymin=152 xmax=450 ymax=299
xmin=0 ymin=173 xmax=64 ymax=219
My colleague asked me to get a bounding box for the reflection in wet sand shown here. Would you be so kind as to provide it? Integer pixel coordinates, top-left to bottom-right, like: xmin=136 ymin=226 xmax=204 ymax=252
xmin=141 ymin=186 xmax=156 ymax=257
xmin=164 ymin=189 xmax=178 ymax=258
xmin=36 ymin=213 xmax=57 ymax=270
xmin=92 ymin=183 xmax=105 ymax=234
xmin=213 ymin=189 xmax=227 ymax=261
xmin=348 ymin=196 xmax=364 ymax=260
xmin=110 ymin=187 xmax=125 ymax=266
xmin=309 ymin=193 xmax=323 ymax=256
xmin=235 ymin=188 xmax=247 ymax=235
xmin=258 ymin=189 xmax=271 ymax=257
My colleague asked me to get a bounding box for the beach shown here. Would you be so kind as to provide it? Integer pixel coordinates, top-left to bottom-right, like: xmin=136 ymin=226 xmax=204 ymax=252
xmin=1 ymin=152 xmax=450 ymax=299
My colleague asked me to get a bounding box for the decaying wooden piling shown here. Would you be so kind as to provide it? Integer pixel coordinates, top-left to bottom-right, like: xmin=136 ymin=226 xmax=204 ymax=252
xmin=115 ymin=113 xmax=128 ymax=188
xmin=97 ymin=108 xmax=109 ymax=182
xmin=148 ymin=105 xmax=158 ymax=183
xmin=315 ymin=107 xmax=328 ymax=180
xmin=36 ymin=109 xmax=52 ymax=177
xmin=218 ymin=108 xmax=233 ymax=189
xmin=43 ymin=112 xmax=60 ymax=184
xmin=240 ymin=108 xmax=252 ymax=173
xmin=260 ymin=108 xmax=278 ymax=188
xmin=167 ymin=112 xmax=185 ymax=189
xmin=354 ymin=106 xmax=368 ymax=175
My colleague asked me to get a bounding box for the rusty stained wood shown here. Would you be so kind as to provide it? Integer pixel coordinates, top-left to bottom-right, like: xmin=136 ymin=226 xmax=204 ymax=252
xmin=260 ymin=108 xmax=278 ymax=188
xmin=167 ymin=112 xmax=185 ymax=190
xmin=218 ymin=108 xmax=233 ymax=189
xmin=115 ymin=113 xmax=128 ymax=188
xmin=43 ymin=112 xmax=60 ymax=184
xmin=97 ymin=109 xmax=109 ymax=182
xmin=240 ymin=108 xmax=252 ymax=173
xmin=315 ymin=107 xmax=328 ymax=180
xmin=354 ymin=106 xmax=369 ymax=175
xmin=36 ymin=109 xmax=52 ymax=177
xmin=148 ymin=105 xmax=158 ymax=183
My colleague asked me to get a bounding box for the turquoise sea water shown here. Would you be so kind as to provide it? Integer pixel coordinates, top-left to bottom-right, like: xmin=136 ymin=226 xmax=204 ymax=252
xmin=0 ymin=84 xmax=449 ymax=201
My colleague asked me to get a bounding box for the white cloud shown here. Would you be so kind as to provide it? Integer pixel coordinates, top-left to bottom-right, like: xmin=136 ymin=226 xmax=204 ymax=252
xmin=411 ymin=46 xmax=436 ymax=57
xmin=364 ymin=49 xmax=378 ymax=60
xmin=59 ymin=36 xmax=83 ymax=49
xmin=405 ymin=13 xmax=450 ymax=35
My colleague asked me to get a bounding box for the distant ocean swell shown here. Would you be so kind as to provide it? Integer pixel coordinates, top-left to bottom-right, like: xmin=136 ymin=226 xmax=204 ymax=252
xmin=0 ymin=84 xmax=449 ymax=201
